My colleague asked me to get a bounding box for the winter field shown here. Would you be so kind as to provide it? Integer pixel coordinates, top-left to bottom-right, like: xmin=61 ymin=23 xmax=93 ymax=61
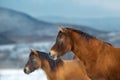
xmin=0 ymin=69 xmax=47 ymax=80
xmin=0 ymin=42 xmax=52 ymax=80
xmin=0 ymin=41 xmax=74 ymax=80
xmin=0 ymin=41 xmax=54 ymax=68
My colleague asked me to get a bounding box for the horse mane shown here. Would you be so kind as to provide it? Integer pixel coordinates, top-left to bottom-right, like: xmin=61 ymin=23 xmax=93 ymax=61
xmin=66 ymin=28 xmax=112 ymax=46
xmin=104 ymin=42 xmax=112 ymax=46
xmin=36 ymin=51 xmax=63 ymax=71
xmin=66 ymin=28 xmax=95 ymax=41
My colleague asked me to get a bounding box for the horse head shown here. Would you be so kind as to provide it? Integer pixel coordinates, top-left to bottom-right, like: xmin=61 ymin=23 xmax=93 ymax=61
xmin=49 ymin=26 xmax=72 ymax=60
xmin=24 ymin=49 xmax=41 ymax=74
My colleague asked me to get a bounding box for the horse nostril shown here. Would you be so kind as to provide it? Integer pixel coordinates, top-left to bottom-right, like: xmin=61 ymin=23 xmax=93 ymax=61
xmin=24 ymin=68 xmax=27 ymax=73
xmin=24 ymin=67 xmax=30 ymax=74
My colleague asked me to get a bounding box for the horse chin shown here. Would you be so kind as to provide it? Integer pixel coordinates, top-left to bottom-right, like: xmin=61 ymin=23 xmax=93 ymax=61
xmin=49 ymin=55 xmax=58 ymax=60
xmin=24 ymin=70 xmax=31 ymax=74
xmin=24 ymin=68 xmax=34 ymax=74
xmin=53 ymin=56 xmax=58 ymax=60
xmin=26 ymin=72 xmax=30 ymax=74
xmin=49 ymin=52 xmax=58 ymax=60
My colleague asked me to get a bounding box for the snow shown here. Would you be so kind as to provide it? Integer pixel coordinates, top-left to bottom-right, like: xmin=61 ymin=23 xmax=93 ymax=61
xmin=0 ymin=69 xmax=47 ymax=80
xmin=0 ymin=42 xmax=54 ymax=59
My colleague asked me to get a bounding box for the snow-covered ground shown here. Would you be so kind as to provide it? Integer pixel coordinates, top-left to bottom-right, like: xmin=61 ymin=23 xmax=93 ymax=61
xmin=0 ymin=41 xmax=54 ymax=60
xmin=0 ymin=69 xmax=47 ymax=80
xmin=0 ymin=41 xmax=74 ymax=69
xmin=0 ymin=41 xmax=73 ymax=80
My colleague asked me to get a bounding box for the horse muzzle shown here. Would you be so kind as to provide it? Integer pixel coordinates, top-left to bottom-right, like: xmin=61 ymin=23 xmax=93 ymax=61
xmin=24 ymin=67 xmax=31 ymax=74
xmin=49 ymin=51 xmax=58 ymax=60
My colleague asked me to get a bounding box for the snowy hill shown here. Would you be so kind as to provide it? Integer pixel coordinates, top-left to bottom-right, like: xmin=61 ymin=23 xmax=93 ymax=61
xmin=0 ymin=7 xmax=106 ymax=44
xmin=39 ymin=16 xmax=120 ymax=31
xmin=0 ymin=7 xmax=120 ymax=69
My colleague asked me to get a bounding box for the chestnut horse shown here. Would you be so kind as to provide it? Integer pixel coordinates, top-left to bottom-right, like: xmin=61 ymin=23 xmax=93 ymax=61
xmin=24 ymin=49 xmax=90 ymax=80
xmin=49 ymin=27 xmax=120 ymax=80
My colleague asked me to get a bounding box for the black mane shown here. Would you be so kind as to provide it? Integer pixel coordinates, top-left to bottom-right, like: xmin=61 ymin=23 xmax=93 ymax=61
xmin=67 ymin=28 xmax=95 ymax=41
xmin=37 ymin=51 xmax=63 ymax=71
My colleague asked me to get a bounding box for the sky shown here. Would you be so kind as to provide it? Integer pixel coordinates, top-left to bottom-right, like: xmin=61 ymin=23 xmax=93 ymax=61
xmin=0 ymin=0 xmax=120 ymax=19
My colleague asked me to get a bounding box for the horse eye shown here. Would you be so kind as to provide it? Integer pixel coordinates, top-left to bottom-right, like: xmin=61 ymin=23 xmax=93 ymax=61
xmin=32 ymin=59 xmax=36 ymax=63
xmin=57 ymin=36 xmax=61 ymax=40
xmin=58 ymin=36 xmax=64 ymax=42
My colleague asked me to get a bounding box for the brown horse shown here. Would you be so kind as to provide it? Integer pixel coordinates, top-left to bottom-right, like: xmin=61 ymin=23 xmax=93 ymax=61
xmin=24 ymin=49 xmax=90 ymax=80
xmin=49 ymin=26 xmax=120 ymax=80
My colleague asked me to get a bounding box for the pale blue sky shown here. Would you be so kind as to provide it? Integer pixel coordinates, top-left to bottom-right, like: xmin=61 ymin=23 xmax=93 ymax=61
xmin=0 ymin=0 xmax=120 ymax=18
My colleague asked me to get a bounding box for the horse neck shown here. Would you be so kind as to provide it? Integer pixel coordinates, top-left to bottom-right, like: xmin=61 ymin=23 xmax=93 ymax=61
xmin=41 ymin=59 xmax=51 ymax=72
xmin=41 ymin=59 xmax=57 ymax=79
xmin=71 ymin=33 xmax=102 ymax=66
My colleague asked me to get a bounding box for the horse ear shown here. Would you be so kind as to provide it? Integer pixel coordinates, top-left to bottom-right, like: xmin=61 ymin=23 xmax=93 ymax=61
xmin=31 ymin=48 xmax=38 ymax=56
xmin=59 ymin=26 xmax=67 ymax=32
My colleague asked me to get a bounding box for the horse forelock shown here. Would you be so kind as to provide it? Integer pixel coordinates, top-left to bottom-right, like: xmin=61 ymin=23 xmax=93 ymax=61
xmin=37 ymin=51 xmax=63 ymax=71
